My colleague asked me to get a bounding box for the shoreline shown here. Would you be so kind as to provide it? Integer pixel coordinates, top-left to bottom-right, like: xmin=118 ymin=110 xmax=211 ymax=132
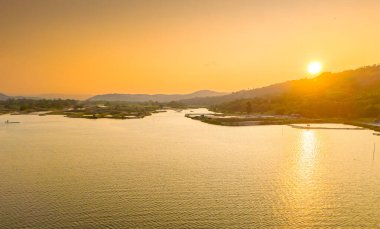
xmin=186 ymin=113 xmax=380 ymax=132
xmin=0 ymin=109 xmax=168 ymax=120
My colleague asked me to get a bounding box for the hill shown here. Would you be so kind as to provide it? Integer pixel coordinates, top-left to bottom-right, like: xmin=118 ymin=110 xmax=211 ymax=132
xmin=88 ymin=90 xmax=227 ymax=102
xmin=180 ymin=81 xmax=302 ymax=106
xmin=0 ymin=93 xmax=10 ymax=101
xmin=23 ymin=94 xmax=91 ymax=100
xmin=211 ymin=64 xmax=380 ymax=118
xmin=181 ymin=64 xmax=380 ymax=107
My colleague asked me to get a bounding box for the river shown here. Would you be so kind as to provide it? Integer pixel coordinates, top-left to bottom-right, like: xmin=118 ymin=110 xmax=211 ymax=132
xmin=1 ymin=109 xmax=380 ymax=227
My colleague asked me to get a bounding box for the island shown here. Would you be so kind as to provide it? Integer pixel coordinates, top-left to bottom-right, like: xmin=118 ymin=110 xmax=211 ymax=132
xmin=0 ymin=99 xmax=186 ymax=120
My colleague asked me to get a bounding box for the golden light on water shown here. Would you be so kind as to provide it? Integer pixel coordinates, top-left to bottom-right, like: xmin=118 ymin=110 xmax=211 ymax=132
xmin=283 ymin=129 xmax=323 ymax=224
xmin=297 ymin=130 xmax=318 ymax=181
xmin=307 ymin=62 xmax=323 ymax=75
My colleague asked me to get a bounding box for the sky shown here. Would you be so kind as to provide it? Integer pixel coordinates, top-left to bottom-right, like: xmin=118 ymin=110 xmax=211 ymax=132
xmin=1 ymin=0 xmax=380 ymax=97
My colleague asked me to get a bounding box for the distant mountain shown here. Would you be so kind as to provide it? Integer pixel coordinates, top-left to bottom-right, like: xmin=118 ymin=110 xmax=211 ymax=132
xmin=12 ymin=96 xmax=42 ymax=100
xmin=180 ymin=82 xmax=297 ymax=105
xmin=181 ymin=64 xmax=380 ymax=106
xmin=88 ymin=90 xmax=227 ymax=102
xmin=31 ymin=94 xmax=92 ymax=100
xmin=0 ymin=93 xmax=70 ymax=100
xmin=0 ymin=93 xmax=10 ymax=101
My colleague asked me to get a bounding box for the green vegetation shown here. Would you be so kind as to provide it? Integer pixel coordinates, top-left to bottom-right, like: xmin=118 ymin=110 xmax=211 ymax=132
xmin=0 ymin=99 xmax=78 ymax=114
xmin=211 ymin=65 xmax=380 ymax=119
xmin=188 ymin=114 xmax=380 ymax=132
xmin=0 ymin=99 xmax=185 ymax=119
xmin=212 ymin=93 xmax=380 ymax=118
xmin=65 ymin=102 xmax=164 ymax=119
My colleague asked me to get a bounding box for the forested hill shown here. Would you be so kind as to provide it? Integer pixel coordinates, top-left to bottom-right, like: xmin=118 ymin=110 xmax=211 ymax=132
xmin=212 ymin=65 xmax=380 ymax=118
xmin=181 ymin=64 xmax=380 ymax=107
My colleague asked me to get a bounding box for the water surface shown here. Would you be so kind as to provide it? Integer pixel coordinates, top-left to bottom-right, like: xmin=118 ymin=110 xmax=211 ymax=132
xmin=1 ymin=109 xmax=380 ymax=227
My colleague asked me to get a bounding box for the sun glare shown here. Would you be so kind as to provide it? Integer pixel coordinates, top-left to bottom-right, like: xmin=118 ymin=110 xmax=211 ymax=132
xmin=307 ymin=62 xmax=322 ymax=75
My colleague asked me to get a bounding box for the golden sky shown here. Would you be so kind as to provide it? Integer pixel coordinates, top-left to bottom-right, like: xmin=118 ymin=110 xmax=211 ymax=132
xmin=1 ymin=0 xmax=380 ymax=96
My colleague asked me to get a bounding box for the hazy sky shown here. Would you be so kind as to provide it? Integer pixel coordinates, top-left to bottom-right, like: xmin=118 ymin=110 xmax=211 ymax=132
xmin=1 ymin=0 xmax=380 ymax=96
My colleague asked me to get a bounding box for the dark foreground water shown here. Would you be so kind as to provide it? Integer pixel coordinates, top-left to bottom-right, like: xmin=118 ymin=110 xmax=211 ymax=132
xmin=1 ymin=109 xmax=380 ymax=227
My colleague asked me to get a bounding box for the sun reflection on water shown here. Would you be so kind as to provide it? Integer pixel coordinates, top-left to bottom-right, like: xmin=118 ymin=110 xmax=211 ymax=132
xmin=279 ymin=129 xmax=322 ymax=224
xmin=299 ymin=130 xmax=317 ymax=180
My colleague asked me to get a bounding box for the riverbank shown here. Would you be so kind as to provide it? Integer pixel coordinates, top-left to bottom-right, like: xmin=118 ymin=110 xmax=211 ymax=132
xmin=43 ymin=110 xmax=163 ymax=119
xmin=1 ymin=105 xmax=167 ymax=120
xmin=0 ymin=99 xmax=171 ymax=120
xmin=186 ymin=113 xmax=380 ymax=132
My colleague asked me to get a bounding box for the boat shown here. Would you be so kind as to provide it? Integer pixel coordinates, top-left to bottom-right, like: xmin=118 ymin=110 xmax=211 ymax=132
xmin=374 ymin=132 xmax=380 ymax=136
xmin=4 ymin=120 xmax=20 ymax=124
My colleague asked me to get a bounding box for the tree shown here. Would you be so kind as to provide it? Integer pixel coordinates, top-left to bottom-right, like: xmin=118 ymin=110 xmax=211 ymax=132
xmin=246 ymin=101 xmax=252 ymax=114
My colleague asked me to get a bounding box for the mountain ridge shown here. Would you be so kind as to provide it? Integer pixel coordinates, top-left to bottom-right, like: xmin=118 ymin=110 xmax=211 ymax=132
xmin=180 ymin=64 xmax=380 ymax=106
xmin=88 ymin=90 xmax=228 ymax=102
xmin=0 ymin=93 xmax=10 ymax=101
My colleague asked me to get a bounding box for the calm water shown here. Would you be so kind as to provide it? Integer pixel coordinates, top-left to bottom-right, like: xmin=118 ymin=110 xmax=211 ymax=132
xmin=1 ymin=109 xmax=380 ymax=227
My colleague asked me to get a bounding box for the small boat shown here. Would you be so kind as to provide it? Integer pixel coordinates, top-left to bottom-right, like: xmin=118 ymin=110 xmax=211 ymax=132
xmin=5 ymin=120 xmax=20 ymax=124
xmin=374 ymin=132 xmax=380 ymax=136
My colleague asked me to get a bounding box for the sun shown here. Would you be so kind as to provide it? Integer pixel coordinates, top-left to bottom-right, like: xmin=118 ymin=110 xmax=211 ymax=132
xmin=307 ymin=62 xmax=322 ymax=75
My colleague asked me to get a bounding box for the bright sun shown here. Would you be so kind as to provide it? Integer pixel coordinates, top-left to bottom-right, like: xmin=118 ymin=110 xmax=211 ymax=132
xmin=307 ymin=62 xmax=322 ymax=75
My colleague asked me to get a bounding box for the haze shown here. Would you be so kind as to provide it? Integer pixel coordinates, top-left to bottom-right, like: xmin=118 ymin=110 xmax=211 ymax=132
xmin=1 ymin=0 xmax=380 ymax=96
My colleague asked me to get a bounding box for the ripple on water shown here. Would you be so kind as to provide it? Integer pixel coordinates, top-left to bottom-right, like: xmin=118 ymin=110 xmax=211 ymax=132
xmin=1 ymin=110 xmax=380 ymax=227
